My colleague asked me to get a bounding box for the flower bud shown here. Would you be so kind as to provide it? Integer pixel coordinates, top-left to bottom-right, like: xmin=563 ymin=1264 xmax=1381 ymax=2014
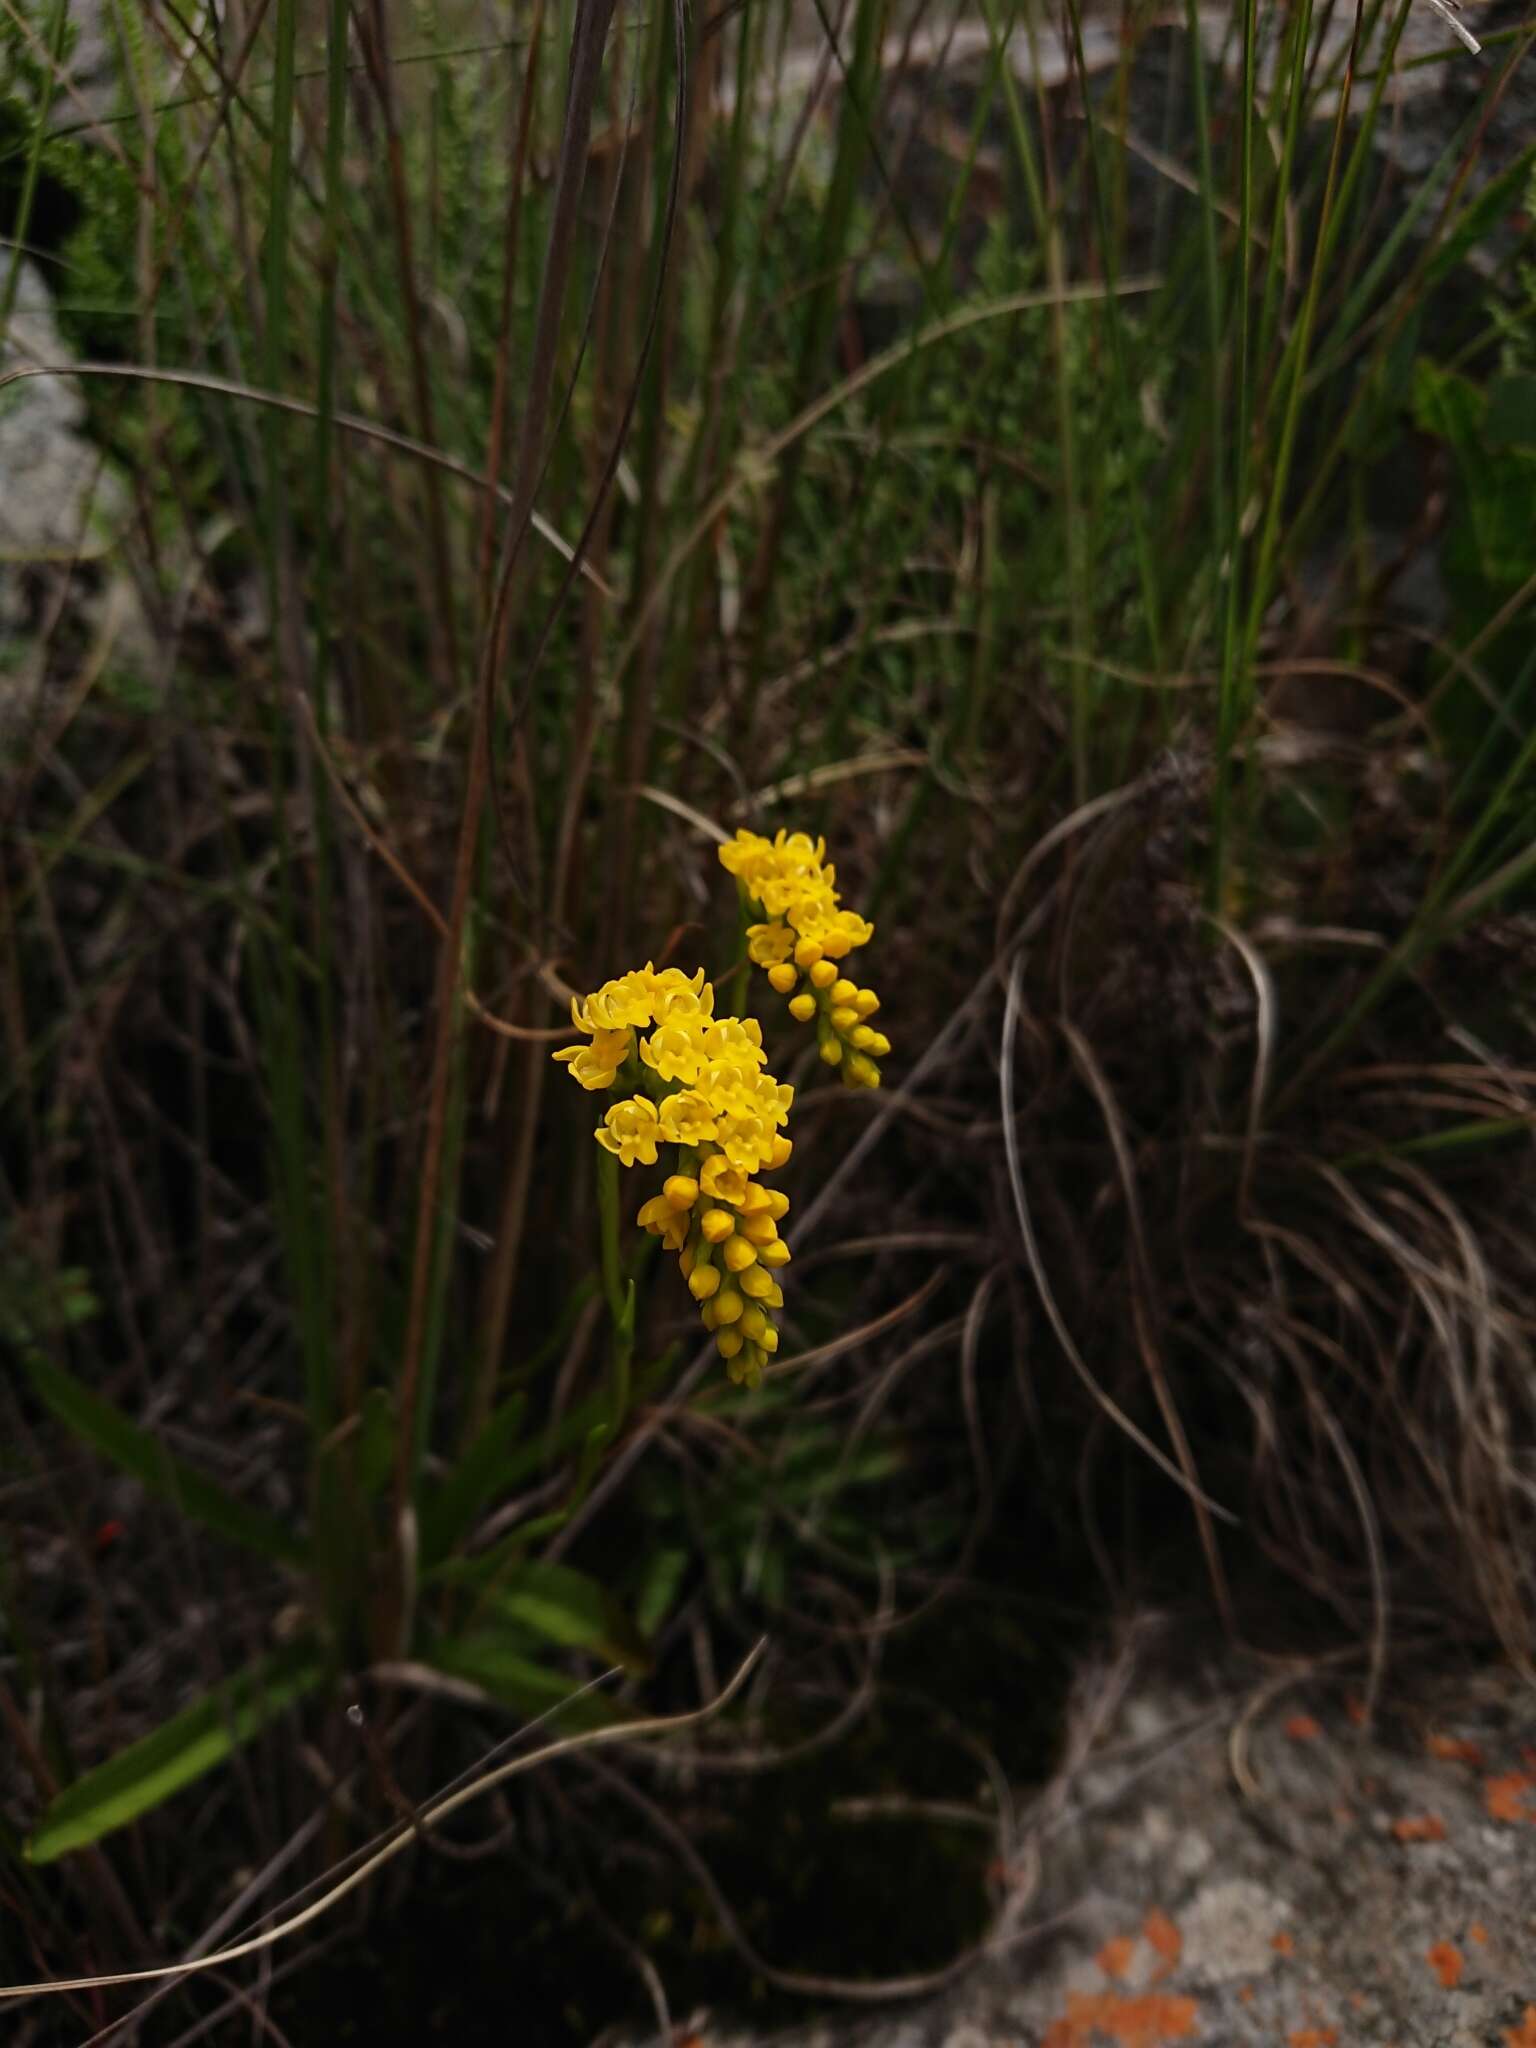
xmin=788 ymin=993 xmax=816 ymax=1023
xmin=739 ymin=1304 xmax=768 ymax=1342
xmin=758 ymin=1238 xmax=791 ymax=1268
xmin=716 ymin=1327 xmax=744 ymax=1360
xmin=831 ymin=979 xmax=859 ymax=1005
xmin=738 ymin=1264 xmax=773 ymax=1301
xmin=722 ymin=1234 xmax=757 ymax=1273
xmin=759 ymin=1324 xmax=779 ymax=1353
xmin=854 ymin=989 xmax=880 ymax=1017
xmin=688 ymin=1264 xmax=721 ymax=1300
xmin=663 ymin=1174 xmax=700 ymax=1210
xmin=869 ymin=1032 xmax=891 ymax=1057
xmin=851 ymin=1025 xmax=877 ymax=1051
xmin=830 ymin=1005 xmax=858 ymax=1032
xmin=714 ymin=1287 xmax=745 ymax=1325
xmin=768 ymin=1135 xmax=793 ymax=1169
xmin=767 ymin=963 xmax=798 ymax=995
xmin=809 ymin=958 xmax=838 ymax=989
xmin=819 ymin=1037 xmax=843 ymax=1066
xmin=700 ymin=1207 xmax=735 ymax=1244
xmin=793 ymin=937 xmax=824 ymax=968
xmin=740 ymin=1213 xmax=777 ymax=1245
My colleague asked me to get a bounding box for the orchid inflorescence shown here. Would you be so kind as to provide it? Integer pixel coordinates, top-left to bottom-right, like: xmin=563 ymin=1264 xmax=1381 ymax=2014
xmin=718 ymin=829 xmax=890 ymax=1087
xmin=552 ymin=831 xmax=885 ymax=1387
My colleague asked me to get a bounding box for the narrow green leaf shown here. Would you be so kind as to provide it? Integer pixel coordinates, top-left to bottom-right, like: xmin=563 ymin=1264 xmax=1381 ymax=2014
xmin=27 ymin=1645 xmax=323 ymax=1862
xmin=425 ymin=1636 xmax=619 ymax=1731
xmin=486 ymin=1560 xmax=648 ymax=1670
xmin=21 ymin=1355 xmax=305 ymax=1568
xmin=420 ymin=1391 xmax=528 ymax=1563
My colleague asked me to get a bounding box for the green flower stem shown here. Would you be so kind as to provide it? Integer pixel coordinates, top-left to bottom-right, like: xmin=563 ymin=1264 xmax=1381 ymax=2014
xmin=596 ymin=1146 xmax=635 ymax=1434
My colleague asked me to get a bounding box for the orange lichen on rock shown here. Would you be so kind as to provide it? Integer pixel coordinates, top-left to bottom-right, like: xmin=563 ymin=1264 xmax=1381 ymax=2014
xmin=1097 ymin=1936 xmax=1137 ymax=1981
xmin=1426 ymin=1942 xmax=1464 ymax=1989
xmin=1391 ymin=1813 xmax=1447 ymax=1842
xmin=1143 ymin=1909 xmax=1182 ymax=1982
xmin=1426 ymin=1732 xmax=1486 ymax=1766
xmin=1484 ymin=1771 xmax=1536 ymax=1823
xmin=1505 ymin=2007 xmax=1536 ymax=2048
xmin=1041 ymin=1992 xmax=1200 ymax=2048
xmin=1284 ymin=1714 xmax=1323 ymax=1741
xmin=1468 ymin=1923 xmax=1489 ymax=1946
xmin=1271 ymin=1931 xmax=1296 ymax=1956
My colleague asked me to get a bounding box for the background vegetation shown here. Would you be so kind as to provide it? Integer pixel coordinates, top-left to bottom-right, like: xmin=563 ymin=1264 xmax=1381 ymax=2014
xmin=3 ymin=0 xmax=1535 ymax=2038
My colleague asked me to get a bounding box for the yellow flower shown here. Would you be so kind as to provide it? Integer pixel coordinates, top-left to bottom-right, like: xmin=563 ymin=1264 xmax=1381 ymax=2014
xmin=552 ymin=1027 xmax=632 ymax=1091
xmin=641 ymin=1015 xmax=710 ymax=1086
xmin=596 ymin=1095 xmax=661 ymax=1167
xmin=658 ymin=1090 xmax=718 ymax=1147
xmin=700 ymin=1154 xmax=749 ymax=1204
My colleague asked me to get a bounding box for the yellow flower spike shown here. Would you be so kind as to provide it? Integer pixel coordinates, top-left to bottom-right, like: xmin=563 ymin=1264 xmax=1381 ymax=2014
xmin=854 ymin=989 xmax=880 ymax=1017
xmin=759 ymin=1325 xmax=780 ymax=1353
xmin=739 ymin=1304 xmax=768 ymax=1342
xmin=663 ymin=1174 xmax=700 ymax=1210
xmin=819 ymin=1038 xmax=843 ymax=1067
xmin=714 ymin=1288 xmax=745 ymax=1325
xmin=688 ymin=1264 xmax=721 ymax=1301
xmin=738 ymin=1264 xmax=773 ymax=1301
xmin=740 ymin=1213 xmax=777 ymax=1246
xmin=830 ymin=1005 xmax=858 ymax=1032
xmin=768 ymin=1135 xmax=793 ymax=1169
xmin=787 ymin=993 xmax=816 ymax=1024
xmin=809 ymin=959 xmax=838 ymax=990
xmin=793 ymin=937 xmax=824 ymax=969
xmin=722 ymin=1234 xmax=758 ymax=1273
xmin=700 ymin=1207 xmax=735 ymax=1245
xmin=716 ymin=1328 xmax=744 ymax=1361
xmin=767 ymin=963 xmax=799 ymax=996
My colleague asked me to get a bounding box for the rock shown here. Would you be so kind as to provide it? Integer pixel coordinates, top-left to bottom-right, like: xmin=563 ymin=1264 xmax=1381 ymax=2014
xmin=1 ymin=256 xmax=155 ymax=742
xmin=615 ymin=1636 xmax=1536 ymax=2048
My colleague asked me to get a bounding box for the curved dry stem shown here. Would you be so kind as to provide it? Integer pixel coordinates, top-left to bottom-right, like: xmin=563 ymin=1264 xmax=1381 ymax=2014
xmin=0 ymin=1642 xmax=768 ymax=2007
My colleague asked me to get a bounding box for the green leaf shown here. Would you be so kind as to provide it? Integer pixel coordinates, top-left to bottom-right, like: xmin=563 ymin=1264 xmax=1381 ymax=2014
xmin=485 ymin=1560 xmax=648 ymax=1671
xmin=21 ymin=1354 xmax=305 ymax=1568
xmin=27 ymin=1644 xmax=324 ymax=1862
xmin=1485 ymin=374 xmax=1536 ymax=450
xmin=355 ymin=1386 xmax=396 ymax=1500
xmin=424 ymin=1636 xmax=619 ymax=1731
xmin=419 ymin=1391 xmax=527 ymax=1564
xmin=633 ymin=1546 xmax=688 ymax=1638
xmin=1424 ymin=144 xmax=1536 ymax=288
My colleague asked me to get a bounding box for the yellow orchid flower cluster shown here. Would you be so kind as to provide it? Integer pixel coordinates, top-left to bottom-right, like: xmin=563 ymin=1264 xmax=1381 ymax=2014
xmin=718 ymin=828 xmax=890 ymax=1087
xmin=554 ymin=964 xmax=793 ymax=1387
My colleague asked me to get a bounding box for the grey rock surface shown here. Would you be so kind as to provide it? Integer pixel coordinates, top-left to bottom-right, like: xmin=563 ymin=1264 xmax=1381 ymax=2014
xmin=625 ymin=1643 xmax=1536 ymax=2048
